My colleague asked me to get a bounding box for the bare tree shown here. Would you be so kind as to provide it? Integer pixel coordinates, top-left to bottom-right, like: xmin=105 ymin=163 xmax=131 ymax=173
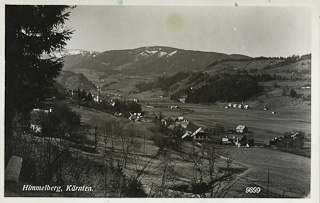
xmin=119 ymin=124 xmax=140 ymax=168
xmin=207 ymin=146 xmax=218 ymax=197
xmin=90 ymin=117 xmax=100 ymax=150
xmin=98 ymin=120 xmax=115 ymax=155
xmin=189 ymin=144 xmax=205 ymax=184
xmin=158 ymin=149 xmax=174 ymax=197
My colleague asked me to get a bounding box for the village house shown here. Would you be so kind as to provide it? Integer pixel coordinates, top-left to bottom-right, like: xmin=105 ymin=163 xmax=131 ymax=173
xmin=236 ymin=125 xmax=248 ymax=133
xmin=179 ymin=98 xmax=186 ymax=103
xmin=191 ymin=127 xmax=208 ymax=140
xmin=181 ymin=131 xmax=191 ymax=139
xmin=175 ymin=116 xmax=189 ymax=129
xmin=222 ymin=135 xmax=238 ymax=145
xmin=129 ymin=113 xmax=142 ymax=122
xmin=222 ymin=133 xmax=254 ymax=147
xmin=30 ymin=108 xmax=51 ymax=133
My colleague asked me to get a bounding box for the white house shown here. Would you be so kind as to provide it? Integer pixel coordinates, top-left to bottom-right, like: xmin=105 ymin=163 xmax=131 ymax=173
xmin=236 ymin=125 xmax=248 ymax=133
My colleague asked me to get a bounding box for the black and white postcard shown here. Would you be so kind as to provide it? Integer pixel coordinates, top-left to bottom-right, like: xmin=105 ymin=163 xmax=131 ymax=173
xmin=1 ymin=0 xmax=319 ymax=203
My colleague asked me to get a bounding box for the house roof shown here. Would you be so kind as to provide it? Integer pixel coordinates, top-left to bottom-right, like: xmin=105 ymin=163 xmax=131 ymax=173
xmin=191 ymin=127 xmax=205 ymax=137
xmin=236 ymin=125 xmax=247 ymax=130
xmin=182 ymin=132 xmax=190 ymax=139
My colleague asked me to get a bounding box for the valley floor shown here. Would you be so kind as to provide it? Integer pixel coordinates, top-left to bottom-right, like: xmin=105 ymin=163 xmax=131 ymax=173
xmin=69 ymin=97 xmax=311 ymax=198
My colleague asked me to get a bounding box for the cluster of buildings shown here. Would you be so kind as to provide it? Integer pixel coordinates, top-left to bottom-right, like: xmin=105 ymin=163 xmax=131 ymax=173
xmin=269 ymin=131 xmax=304 ymax=149
xmin=160 ymin=115 xmax=254 ymax=148
xmin=161 ymin=116 xmax=209 ymax=141
xmin=225 ymin=103 xmax=250 ymax=109
xmin=221 ymin=125 xmax=254 ymax=147
xmin=129 ymin=113 xmax=143 ymax=122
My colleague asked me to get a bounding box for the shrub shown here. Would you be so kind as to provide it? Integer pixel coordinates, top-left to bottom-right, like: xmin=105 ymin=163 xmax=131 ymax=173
xmin=40 ymin=103 xmax=81 ymax=138
xmin=290 ymin=89 xmax=298 ymax=98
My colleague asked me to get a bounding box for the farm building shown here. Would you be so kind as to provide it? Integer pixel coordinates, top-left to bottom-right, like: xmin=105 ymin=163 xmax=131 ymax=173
xmin=182 ymin=128 xmax=208 ymax=140
xmin=222 ymin=136 xmax=234 ymax=145
xmin=236 ymin=125 xmax=248 ymax=133
xmin=191 ymin=127 xmax=208 ymax=140
xmin=175 ymin=117 xmax=189 ymax=129
xmin=222 ymin=134 xmax=254 ymax=147
xmin=181 ymin=131 xmax=193 ymax=139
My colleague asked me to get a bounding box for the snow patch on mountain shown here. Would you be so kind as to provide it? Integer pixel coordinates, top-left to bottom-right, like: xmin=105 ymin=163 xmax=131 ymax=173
xmin=48 ymin=49 xmax=100 ymax=59
xmin=158 ymin=51 xmax=167 ymax=57
xmin=167 ymin=50 xmax=177 ymax=57
xmin=136 ymin=48 xmax=171 ymax=59
xmin=145 ymin=50 xmax=158 ymax=55
xmin=136 ymin=50 xmax=157 ymax=58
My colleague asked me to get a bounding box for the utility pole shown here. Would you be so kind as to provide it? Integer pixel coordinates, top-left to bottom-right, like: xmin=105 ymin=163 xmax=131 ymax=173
xmin=267 ymin=170 xmax=270 ymax=198
xmin=143 ymin=133 xmax=146 ymax=155
xmin=97 ymin=85 xmax=101 ymax=102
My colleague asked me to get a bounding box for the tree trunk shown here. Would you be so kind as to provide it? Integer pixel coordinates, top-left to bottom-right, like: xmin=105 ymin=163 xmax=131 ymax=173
xmin=5 ymin=87 xmax=14 ymax=166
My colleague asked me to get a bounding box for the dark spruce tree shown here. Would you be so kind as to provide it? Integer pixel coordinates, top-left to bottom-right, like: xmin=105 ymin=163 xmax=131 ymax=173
xmin=5 ymin=5 xmax=74 ymax=164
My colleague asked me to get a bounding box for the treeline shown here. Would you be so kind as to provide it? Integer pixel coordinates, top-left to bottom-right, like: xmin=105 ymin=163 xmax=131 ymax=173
xmin=186 ymin=73 xmax=262 ymax=103
xmin=253 ymin=73 xmax=286 ymax=81
xmin=205 ymin=53 xmax=311 ymax=70
xmin=156 ymin=72 xmax=192 ymax=91
xmin=135 ymin=81 xmax=155 ymax=92
xmin=81 ymin=99 xmax=142 ymax=117
xmin=263 ymin=54 xmax=311 ymax=70
xmin=205 ymin=58 xmax=251 ymax=69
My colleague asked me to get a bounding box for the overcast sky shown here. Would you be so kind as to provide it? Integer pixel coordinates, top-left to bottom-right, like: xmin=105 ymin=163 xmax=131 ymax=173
xmin=64 ymin=6 xmax=311 ymax=57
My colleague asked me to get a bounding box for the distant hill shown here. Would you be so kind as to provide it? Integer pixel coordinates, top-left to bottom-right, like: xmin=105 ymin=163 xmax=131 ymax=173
xmin=59 ymin=46 xmax=252 ymax=76
xmin=55 ymin=71 xmax=96 ymax=91
xmin=49 ymin=49 xmax=100 ymax=71
xmin=153 ymin=54 xmax=311 ymax=104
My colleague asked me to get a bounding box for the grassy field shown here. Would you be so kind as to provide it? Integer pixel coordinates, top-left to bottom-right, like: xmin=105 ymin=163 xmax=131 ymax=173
xmin=129 ymin=93 xmax=311 ymax=144
xmin=221 ymin=146 xmax=310 ymax=198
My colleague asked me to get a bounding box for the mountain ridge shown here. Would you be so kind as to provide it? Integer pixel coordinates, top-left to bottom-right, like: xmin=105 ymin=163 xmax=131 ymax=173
xmin=59 ymin=46 xmax=252 ymax=75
